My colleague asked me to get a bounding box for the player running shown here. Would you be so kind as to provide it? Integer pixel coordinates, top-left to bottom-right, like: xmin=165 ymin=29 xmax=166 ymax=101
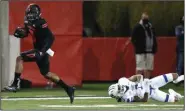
xmin=108 ymin=73 xmax=184 ymax=102
xmin=4 ymin=3 xmax=75 ymax=104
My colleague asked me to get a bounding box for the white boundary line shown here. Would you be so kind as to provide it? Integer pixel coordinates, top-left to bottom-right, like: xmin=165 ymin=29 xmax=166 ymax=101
xmin=2 ymin=97 xmax=111 ymax=101
xmin=40 ymin=104 xmax=184 ymax=108
xmin=40 ymin=105 xmax=134 ymax=108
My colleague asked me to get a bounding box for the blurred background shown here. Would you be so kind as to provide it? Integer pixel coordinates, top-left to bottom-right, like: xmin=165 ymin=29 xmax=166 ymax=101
xmin=83 ymin=1 xmax=184 ymax=37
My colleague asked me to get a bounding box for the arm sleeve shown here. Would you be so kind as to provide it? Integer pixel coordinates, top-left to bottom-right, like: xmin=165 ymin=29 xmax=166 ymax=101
xmin=152 ymin=28 xmax=157 ymax=53
xmin=41 ymin=28 xmax=55 ymax=53
xmin=131 ymin=25 xmax=139 ymax=46
xmin=40 ymin=25 xmax=55 ymax=53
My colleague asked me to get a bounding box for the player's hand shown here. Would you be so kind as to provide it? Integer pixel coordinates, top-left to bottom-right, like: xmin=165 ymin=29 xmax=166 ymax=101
xmin=14 ymin=27 xmax=28 ymax=38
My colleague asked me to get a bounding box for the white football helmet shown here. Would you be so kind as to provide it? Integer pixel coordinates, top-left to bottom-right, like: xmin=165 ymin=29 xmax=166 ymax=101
xmin=108 ymin=84 xmax=119 ymax=98
xmin=118 ymin=77 xmax=130 ymax=86
xmin=118 ymin=77 xmax=132 ymax=94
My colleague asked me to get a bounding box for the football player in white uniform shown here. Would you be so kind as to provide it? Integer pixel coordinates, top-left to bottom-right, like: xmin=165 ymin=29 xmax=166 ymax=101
xmin=108 ymin=73 xmax=184 ymax=103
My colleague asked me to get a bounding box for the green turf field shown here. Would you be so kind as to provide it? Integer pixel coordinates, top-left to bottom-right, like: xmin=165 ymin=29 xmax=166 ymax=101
xmin=1 ymin=83 xmax=184 ymax=110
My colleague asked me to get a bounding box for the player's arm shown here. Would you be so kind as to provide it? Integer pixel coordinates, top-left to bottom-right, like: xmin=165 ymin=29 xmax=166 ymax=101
xmin=131 ymin=24 xmax=140 ymax=45
xmin=14 ymin=18 xmax=30 ymax=38
xmin=39 ymin=21 xmax=55 ymax=54
xmin=133 ymin=92 xmax=148 ymax=102
xmin=128 ymin=74 xmax=143 ymax=82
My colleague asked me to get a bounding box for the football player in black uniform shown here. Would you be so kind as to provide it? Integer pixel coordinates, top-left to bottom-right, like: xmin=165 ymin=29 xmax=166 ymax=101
xmin=4 ymin=3 xmax=75 ymax=104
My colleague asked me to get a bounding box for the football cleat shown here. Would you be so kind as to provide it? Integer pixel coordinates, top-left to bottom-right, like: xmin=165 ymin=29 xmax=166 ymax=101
xmin=66 ymin=87 xmax=75 ymax=104
xmin=4 ymin=78 xmax=21 ymax=93
xmin=173 ymin=75 xmax=184 ymax=84
xmin=4 ymin=85 xmax=18 ymax=93
xmin=168 ymin=89 xmax=184 ymax=100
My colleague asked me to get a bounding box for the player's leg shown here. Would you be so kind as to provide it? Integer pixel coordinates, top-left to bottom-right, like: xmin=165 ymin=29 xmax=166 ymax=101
xmin=136 ymin=54 xmax=145 ymax=76
xmin=168 ymin=89 xmax=184 ymax=100
xmin=36 ymin=54 xmax=75 ymax=103
xmin=151 ymin=89 xmax=179 ymax=102
xmin=4 ymin=49 xmax=36 ymax=92
xmin=173 ymin=75 xmax=184 ymax=84
xmin=144 ymin=53 xmax=154 ymax=79
xmin=150 ymin=73 xmax=179 ymax=88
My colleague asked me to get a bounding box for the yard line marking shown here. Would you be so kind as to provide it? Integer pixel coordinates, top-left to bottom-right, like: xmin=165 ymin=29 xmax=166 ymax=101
xmin=77 ymin=95 xmax=97 ymax=97
xmin=139 ymin=104 xmax=184 ymax=107
xmin=35 ymin=95 xmax=97 ymax=97
xmin=40 ymin=105 xmax=135 ymax=108
xmin=2 ymin=97 xmax=111 ymax=101
xmin=40 ymin=104 xmax=184 ymax=108
xmin=139 ymin=104 xmax=158 ymax=106
xmin=161 ymin=104 xmax=184 ymax=107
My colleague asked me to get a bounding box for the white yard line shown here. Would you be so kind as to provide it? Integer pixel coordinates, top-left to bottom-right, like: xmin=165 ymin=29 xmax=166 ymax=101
xmin=40 ymin=104 xmax=184 ymax=108
xmin=40 ymin=105 xmax=134 ymax=108
xmin=2 ymin=96 xmax=184 ymax=109
xmin=2 ymin=97 xmax=111 ymax=101
xmin=139 ymin=104 xmax=158 ymax=106
xmin=35 ymin=95 xmax=97 ymax=97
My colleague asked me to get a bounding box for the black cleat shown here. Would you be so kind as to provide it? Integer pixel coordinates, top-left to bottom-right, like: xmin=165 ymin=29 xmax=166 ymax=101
xmin=4 ymin=79 xmax=20 ymax=93
xmin=4 ymin=86 xmax=17 ymax=93
xmin=66 ymin=87 xmax=75 ymax=104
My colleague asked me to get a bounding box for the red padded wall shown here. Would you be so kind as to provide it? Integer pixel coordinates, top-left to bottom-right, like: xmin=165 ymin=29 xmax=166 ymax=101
xmin=83 ymin=37 xmax=176 ymax=81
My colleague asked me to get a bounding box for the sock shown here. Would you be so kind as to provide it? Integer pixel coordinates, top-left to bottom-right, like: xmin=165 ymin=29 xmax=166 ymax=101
xmin=13 ymin=72 xmax=21 ymax=86
xmin=173 ymin=75 xmax=184 ymax=83
xmin=57 ymin=79 xmax=69 ymax=90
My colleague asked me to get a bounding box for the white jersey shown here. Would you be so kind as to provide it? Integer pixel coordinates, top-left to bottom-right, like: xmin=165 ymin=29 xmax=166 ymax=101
xmin=117 ymin=73 xmax=179 ymax=103
xmin=117 ymin=77 xmax=150 ymax=102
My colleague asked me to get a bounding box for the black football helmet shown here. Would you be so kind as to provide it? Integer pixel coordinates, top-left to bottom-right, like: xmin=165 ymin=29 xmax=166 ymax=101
xmin=25 ymin=3 xmax=41 ymax=22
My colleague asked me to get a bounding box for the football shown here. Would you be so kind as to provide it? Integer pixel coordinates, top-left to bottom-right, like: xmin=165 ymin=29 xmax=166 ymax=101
xmin=14 ymin=27 xmax=28 ymax=38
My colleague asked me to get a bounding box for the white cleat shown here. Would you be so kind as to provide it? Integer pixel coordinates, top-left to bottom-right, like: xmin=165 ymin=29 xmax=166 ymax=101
xmin=173 ymin=75 xmax=184 ymax=84
xmin=168 ymin=89 xmax=184 ymax=100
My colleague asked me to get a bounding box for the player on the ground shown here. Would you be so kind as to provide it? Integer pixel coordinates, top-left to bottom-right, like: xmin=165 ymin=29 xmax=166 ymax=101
xmin=108 ymin=73 xmax=184 ymax=102
xmin=4 ymin=3 xmax=75 ymax=104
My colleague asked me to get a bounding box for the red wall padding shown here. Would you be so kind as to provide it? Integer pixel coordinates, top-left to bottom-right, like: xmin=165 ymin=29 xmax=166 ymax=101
xmin=83 ymin=37 xmax=177 ymax=81
xmin=9 ymin=1 xmax=82 ymax=36
xmin=21 ymin=37 xmax=83 ymax=86
xmin=20 ymin=37 xmax=177 ymax=85
xmin=83 ymin=38 xmax=135 ymax=81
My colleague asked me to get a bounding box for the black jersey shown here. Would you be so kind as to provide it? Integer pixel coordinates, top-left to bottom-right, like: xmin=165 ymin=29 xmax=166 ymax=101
xmin=24 ymin=18 xmax=55 ymax=53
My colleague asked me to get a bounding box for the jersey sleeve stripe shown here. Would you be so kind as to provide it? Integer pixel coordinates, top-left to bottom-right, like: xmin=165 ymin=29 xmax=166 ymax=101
xmin=42 ymin=23 xmax=48 ymax=28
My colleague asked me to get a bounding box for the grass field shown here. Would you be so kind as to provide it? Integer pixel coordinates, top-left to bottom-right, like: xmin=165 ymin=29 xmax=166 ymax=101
xmin=1 ymin=83 xmax=184 ymax=110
